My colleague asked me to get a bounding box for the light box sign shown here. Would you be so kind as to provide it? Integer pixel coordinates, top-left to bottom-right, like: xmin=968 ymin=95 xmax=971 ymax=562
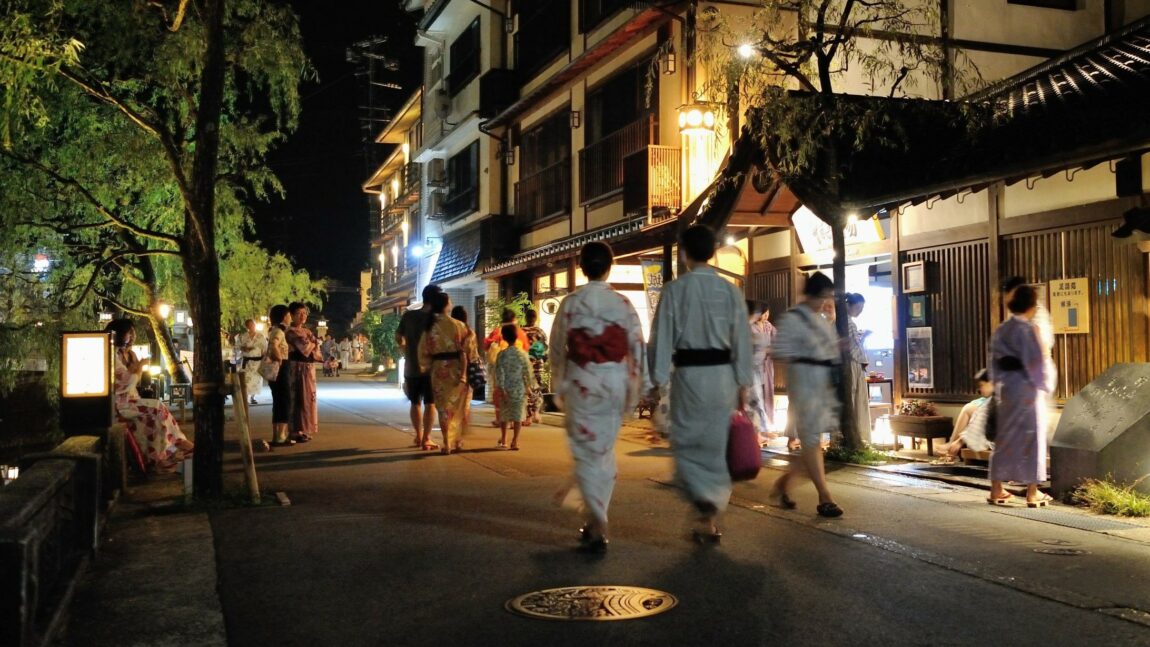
xmin=63 ymin=333 xmax=111 ymax=396
xmin=792 ymin=206 xmax=884 ymax=255
xmin=60 ymin=331 xmax=114 ymax=431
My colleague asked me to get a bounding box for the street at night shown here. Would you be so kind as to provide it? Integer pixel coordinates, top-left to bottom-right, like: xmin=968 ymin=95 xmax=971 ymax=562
xmin=60 ymin=377 xmax=1150 ymax=646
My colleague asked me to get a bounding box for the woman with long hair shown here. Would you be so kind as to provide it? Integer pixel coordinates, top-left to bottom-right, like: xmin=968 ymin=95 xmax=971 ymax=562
xmin=266 ymin=304 xmax=294 ymax=446
xmin=419 ymin=292 xmax=471 ymax=454
xmin=105 ymin=318 xmax=194 ymax=472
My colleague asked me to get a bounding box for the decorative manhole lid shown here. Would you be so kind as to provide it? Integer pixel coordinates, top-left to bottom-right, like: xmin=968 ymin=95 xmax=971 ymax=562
xmin=1033 ymin=547 xmax=1089 ymax=556
xmin=505 ymin=586 xmax=678 ymax=621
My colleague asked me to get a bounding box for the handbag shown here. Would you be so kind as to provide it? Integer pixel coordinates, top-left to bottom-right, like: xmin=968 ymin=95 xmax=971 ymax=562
xmin=258 ymin=358 xmax=281 ymax=382
xmin=467 ymin=358 xmax=487 ymax=392
xmin=727 ymin=411 xmax=761 ymax=481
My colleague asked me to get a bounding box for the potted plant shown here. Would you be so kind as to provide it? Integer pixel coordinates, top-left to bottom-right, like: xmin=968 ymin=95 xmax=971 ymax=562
xmin=889 ymin=399 xmax=952 ymax=456
xmin=363 ymin=311 xmax=402 ymax=383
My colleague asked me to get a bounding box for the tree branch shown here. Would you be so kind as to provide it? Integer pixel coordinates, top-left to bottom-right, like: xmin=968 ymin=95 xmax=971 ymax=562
xmin=1 ymin=151 xmax=184 ymax=247
xmin=93 ymin=287 xmax=150 ymax=317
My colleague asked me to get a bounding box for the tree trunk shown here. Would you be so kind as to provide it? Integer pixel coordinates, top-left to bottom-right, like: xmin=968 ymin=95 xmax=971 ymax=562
xmin=146 ymin=314 xmax=190 ymax=384
xmin=830 ymin=215 xmax=863 ymax=451
xmin=187 ymin=0 xmax=228 ymax=499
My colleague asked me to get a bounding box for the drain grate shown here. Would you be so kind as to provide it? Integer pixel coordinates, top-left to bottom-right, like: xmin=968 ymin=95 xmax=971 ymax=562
xmin=996 ymin=507 xmax=1141 ymax=531
xmin=506 ymin=586 xmax=677 ymax=621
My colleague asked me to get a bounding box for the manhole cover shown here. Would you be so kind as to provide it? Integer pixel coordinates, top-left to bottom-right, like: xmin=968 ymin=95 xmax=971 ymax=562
xmin=506 ymin=586 xmax=677 ymax=621
xmin=1040 ymin=539 xmax=1080 ymax=547
xmin=1033 ymin=547 xmax=1089 ymax=556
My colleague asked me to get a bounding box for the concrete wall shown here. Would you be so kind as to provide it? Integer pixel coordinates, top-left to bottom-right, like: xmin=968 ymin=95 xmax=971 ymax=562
xmin=900 ymin=190 xmax=990 ymax=238
xmin=752 ymin=230 xmax=791 ymax=262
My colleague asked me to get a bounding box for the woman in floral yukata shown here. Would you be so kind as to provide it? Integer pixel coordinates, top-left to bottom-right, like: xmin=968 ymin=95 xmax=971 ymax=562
xmin=420 ymin=291 xmax=472 ymax=455
xmin=548 ymin=242 xmax=647 ymax=552
xmin=106 ymin=319 xmax=194 ymax=473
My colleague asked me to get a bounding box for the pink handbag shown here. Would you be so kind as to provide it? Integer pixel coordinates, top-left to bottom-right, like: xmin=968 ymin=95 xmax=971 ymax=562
xmin=727 ymin=411 xmax=761 ymax=481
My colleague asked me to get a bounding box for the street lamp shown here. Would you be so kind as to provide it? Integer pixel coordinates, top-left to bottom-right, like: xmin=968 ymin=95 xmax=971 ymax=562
xmin=157 ymin=302 xmax=172 ymax=320
xmin=98 ymin=312 xmax=113 ymax=323
xmin=737 ymin=43 xmax=756 ymax=60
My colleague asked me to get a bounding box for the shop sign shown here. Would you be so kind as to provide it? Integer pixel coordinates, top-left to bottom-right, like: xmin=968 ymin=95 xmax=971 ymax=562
xmin=792 ymin=206 xmax=884 ymax=254
xmin=1050 ymin=278 xmax=1090 ymax=334
xmin=640 ymin=259 xmax=665 ymax=322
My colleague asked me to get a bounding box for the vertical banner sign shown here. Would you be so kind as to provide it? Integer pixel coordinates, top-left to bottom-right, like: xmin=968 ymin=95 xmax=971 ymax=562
xmin=640 ymin=259 xmax=665 ymax=322
xmin=1050 ymin=278 xmax=1091 ymax=334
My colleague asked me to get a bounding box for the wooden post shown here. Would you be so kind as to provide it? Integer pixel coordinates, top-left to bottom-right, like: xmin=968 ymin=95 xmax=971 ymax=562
xmin=233 ymin=375 xmax=261 ymax=505
xmin=988 ymin=182 xmax=1003 ymax=334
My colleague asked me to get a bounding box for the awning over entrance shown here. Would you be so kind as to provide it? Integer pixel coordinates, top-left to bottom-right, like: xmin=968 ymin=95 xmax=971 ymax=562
xmin=483 ymin=216 xmax=676 ymax=278
xmin=429 ymin=227 xmax=482 ymax=285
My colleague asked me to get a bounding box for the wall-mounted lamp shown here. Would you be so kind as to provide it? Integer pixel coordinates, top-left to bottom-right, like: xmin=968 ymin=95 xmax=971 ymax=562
xmin=662 ymin=46 xmax=677 ymax=75
xmin=502 ymin=147 xmax=516 ymax=166
xmin=569 ymin=109 xmax=581 ymax=129
xmin=504 ymin=17 xmax=515 ymax=34
xmin=678 ymin=102 xmax=717 ymax=135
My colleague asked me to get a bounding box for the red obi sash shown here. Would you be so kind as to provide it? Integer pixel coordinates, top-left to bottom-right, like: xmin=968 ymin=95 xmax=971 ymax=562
xmin=567 ymin=324 xmax=629 ymax=367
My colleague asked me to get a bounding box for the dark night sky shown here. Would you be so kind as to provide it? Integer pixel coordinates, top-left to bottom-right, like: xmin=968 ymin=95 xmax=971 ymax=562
xmin=251 ymin=1 xmax=422 ymax=324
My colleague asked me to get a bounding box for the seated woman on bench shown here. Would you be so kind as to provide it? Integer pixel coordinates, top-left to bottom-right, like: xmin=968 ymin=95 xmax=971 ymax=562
xmin=106 ymin=319 xmax=194 ymax=473
xmin=935 ymin=369 xmax=993 ymax=463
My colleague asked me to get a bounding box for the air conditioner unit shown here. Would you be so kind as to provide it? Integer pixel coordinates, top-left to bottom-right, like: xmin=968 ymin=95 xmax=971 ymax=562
xmin=428 ymin=191 xmax=447 ymax=219
xmin=426 ymin=158 xmax=447 ymax=188
xmin=433 ymin=89 xmax=451 ymax=119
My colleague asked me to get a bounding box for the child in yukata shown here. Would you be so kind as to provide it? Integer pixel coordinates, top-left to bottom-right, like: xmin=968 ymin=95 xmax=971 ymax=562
xmin=494 ymin=324 xmax=532 ymax=450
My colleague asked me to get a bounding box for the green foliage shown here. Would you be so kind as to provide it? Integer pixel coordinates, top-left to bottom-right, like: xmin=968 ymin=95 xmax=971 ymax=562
xmin=1073 ymin=478 xmax=1150 ymax=518
xmin=823 ymin=444 xmax=896 ymax=466
xmin=484 ymin=292 xmax=532 ymax=332
xmin=362 ymin=311 xmax=402 ymax=367
xmin=218 ymin=240 xmax=325 ymax=332
xmin=896 ymin=399 xmax=939 ymax=417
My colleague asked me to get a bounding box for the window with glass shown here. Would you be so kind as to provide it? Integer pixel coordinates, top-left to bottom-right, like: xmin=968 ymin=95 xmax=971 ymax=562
xmin=448 ymin=18 xmax=481 ymax=97
xmin=580 ymin=0 xmax=629 ymax=33
xmin=516 ymin=110 xmax=572 ymax=223
xmin=515 ymin=0 xmax=570 ymax=79
xmin=445 ymin=140 xmax=480 ymax=220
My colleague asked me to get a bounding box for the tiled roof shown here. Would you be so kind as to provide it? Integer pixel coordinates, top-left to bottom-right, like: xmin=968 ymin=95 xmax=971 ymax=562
xmin=483 ymin=216 xmax=651 ymax=276
xmin=428 ymin=227 xmax=482 ymax=285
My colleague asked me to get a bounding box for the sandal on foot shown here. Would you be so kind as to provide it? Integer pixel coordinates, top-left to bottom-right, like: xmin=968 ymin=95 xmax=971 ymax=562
xmin=986 ymin=494 xmax=1014 ymax=506
xmin=691 ymin=527 xmax=723 ymax=544
xmin=1027 ymin=494 xmax=1053 ymax=508
xmin=767 ymin=490 xmax=797 ymax=510
xmin=509 ymin=444 xmax=520 ymax=451
xmin=816 ymin=502 xmax=844 ymax=518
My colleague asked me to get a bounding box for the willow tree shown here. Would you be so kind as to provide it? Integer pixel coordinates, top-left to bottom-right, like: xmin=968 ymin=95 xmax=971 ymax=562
xmin=694 ymin=1 xmax=982 ymax=449
xmin=1 ymin=0 xmax=310 ymax=496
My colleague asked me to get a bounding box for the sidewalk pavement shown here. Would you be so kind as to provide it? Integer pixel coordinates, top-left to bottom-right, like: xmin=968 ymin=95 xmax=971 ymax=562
xmin=55 ymin=378 xmax=1150 ymax=645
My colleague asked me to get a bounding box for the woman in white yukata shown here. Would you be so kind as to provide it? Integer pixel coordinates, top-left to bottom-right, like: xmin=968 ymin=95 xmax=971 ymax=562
xmin=549 ymin=242 xmax=647 ymax=553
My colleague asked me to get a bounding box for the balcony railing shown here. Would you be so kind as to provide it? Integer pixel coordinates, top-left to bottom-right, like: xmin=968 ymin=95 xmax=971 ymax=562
xmin=381 ymin=211 xmax=404 ymax=235
xmin=579 ymin=115 xmax=653 ymax=205
xmin=397 ymin=162 xmax=421 ymax=206
xmin=623 ymin=145 xmax=681 ymax=224
xmin=444 ymin=187 xmax=478 ymax=221
xmin=516 ymin=159 xmax=571 ymax=224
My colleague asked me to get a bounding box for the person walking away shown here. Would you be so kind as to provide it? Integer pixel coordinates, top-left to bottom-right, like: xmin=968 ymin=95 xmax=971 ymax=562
xmin=845 ymin=293 xmax=872 ymax=444
xmin=746 ymin=300 xmax=773 ymax=445
xmin=494 ymin=324 xmax=532 ymax=450
xmin=266 ymin=305 xmax=294 ymax=446
xmin=419 ymin=291 xmax=471 ymax=454
xmin=648 ymin=225 xmax=753 ymax=543
xmin=106 ymin=319 xmax=194 ymax=472
xmin=286 ymin=302 xmax=322 ymax=442
xmin=521 ymin=309 xmax=549 ymax=425
xmin=987 ymin=285 xmax=1052 ymax=507
xmin=398 ymin=285 xmax=441 ymax=450
xmin=451 ymin=305 xmax=479 ymax=438
xmin=484 ymin=308 xmax=529 ymax=425
xmin=235 ymin=319 xmax=267 ymax=405
xmin=769 ymin=272 xmax=844 ymax=518
xmin=339 ymin=336 xmax=353 ymax=372
xmin=550 ymin=242 xmax=647 ymax=552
